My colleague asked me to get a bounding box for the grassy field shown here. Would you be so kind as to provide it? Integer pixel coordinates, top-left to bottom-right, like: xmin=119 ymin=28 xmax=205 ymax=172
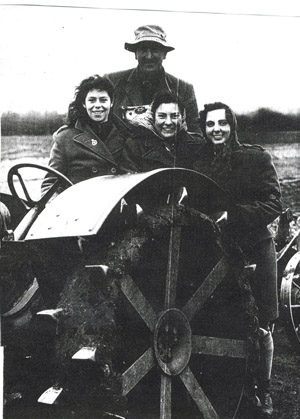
xmin=266 ymin=142 xmax=300 ymax=180
xmin=0 ymin=135 xmax=53 ymax=161
xmin=240 ymin=130 xmax=300 ymax=144
xmin=0 ymin=135 xmax=52 ymax=195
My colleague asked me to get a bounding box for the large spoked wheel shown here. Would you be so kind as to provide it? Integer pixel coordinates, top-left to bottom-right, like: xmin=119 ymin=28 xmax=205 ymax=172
xmin=280 ymin=251 xmax=300 ymax=351
xmin=8 ymin=163 xmax=73 ymax=208
xmin=74 ymin=205 xmax=253 ymax=419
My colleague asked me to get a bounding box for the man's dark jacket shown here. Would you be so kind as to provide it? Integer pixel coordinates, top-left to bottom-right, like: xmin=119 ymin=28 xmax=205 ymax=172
xmin=105 ymin=67 xmax=200 ymax=134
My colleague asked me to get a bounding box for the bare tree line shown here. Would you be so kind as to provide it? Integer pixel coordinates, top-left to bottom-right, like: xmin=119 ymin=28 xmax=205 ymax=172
xmin=1 ymin=111 xmax=64 ymax=136
xmin=2 ymin=108 xmax=300 ymax=142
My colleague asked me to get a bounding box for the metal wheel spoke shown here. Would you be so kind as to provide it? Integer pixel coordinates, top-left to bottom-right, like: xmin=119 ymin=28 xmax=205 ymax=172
xmin=160 ymin=374 xmax=172 ymax=419
xmin=291 ymin=309 xmax=300 ymax=326
xmin=182 ymin=257 xmax=229 ymax=321
xmin=122 ymin=347 xmax=155 ymax=396
xmin=165 ymin=225 xmax=182 ymax=310
xmin=281 ymin=252 xmax=300 ymax=350
xmin=2 ymin=278 xmax=39 ymax=318
xmin=180 ymin=366 xmax=220 ymax=419
xmin=192 ymin=335 xmax=248 ymax=359
xmin=292 ymin=280 xmax=300 ymax=291
xmin=121 ymin=274 xmax=157 ymax=331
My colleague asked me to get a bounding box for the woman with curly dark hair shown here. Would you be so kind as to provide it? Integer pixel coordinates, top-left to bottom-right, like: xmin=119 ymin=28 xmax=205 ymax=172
xmin=194 ymin=102 xmax=282 ymax=418
xmin=43 ymin=75 xmax=131 ymax=191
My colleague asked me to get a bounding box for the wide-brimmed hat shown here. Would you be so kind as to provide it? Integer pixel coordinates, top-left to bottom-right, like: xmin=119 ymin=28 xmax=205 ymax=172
xmin=125 ymin=25 xmax=175 ymax=52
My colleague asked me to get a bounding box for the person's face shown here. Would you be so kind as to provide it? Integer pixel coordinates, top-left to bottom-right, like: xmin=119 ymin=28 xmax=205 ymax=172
xmin=154 ymin=103 xmax=183 ymax=138
xmin=205 ymin=109 xmax=231 ymax=145
xmin=135 ymin=42 xmax=167 ymax=73
xmin=83 ymin=89 xmax=112 ymax=123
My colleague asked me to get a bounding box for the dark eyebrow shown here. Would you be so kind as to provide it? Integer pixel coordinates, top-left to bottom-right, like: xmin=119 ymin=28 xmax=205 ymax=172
xmin=206 ymin=119 xmax=228 ymax=123
xmin=87 ymin=95 xmax=108 ymax=100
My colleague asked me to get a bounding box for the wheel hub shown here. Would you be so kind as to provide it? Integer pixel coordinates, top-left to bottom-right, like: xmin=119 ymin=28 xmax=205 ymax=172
xmin=154 ymin=308 xmax=192 ymax=376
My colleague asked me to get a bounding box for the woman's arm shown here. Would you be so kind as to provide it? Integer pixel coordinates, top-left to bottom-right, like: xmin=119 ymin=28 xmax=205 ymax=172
xmin=41 ymin=132 xmax=68 ymax=195
xmin=229 ymin=149 xmax=282 ymax=233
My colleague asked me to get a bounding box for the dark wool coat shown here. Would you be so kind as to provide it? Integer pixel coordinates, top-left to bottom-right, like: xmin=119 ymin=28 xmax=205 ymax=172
xmin=121 ymin=127 xmax=205 ymax=173
xmin=194 ymin=106 xmax=282 ymax=323
xmin=105 ymin=67 xmax=200 ymax=134
xmin=194 ymin=143 xmax=282 ymax=323
xmin=193 ymin=143 xmax=282 ymax=246
xmin=43 ymin=116 xmax=131 ymax=191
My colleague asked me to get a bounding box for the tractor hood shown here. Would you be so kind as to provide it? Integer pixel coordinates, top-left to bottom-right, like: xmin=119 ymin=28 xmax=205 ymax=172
xmin=24 ymin=168 xmax=235 ymax=240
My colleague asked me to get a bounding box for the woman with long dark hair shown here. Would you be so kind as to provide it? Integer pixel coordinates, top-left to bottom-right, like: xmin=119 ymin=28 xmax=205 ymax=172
xmin=194 ymin=102 xmax=282 ymax=418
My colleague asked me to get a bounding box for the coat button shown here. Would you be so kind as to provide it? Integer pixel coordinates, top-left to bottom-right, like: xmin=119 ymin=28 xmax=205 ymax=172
xmin=92 ymin=166 xmax=98 ymax=174
xmin=111 ymin=167 xmax=117 ymax=174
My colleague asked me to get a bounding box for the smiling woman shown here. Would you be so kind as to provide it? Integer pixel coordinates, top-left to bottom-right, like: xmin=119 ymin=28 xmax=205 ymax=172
xmin=120 ymin=90 xmax=205 ymax=173
xmin=42 ymin=75 xmax=133 ymax=193
xmin=153 ymin=102 xmax=183 ymax=139
xmin=83 ymin=89 xmax=112 ymax=123
xmin=194 ymin=101 xmax=283 ymax=417
xmin=205 ymin=108 xmax=231 ymax=145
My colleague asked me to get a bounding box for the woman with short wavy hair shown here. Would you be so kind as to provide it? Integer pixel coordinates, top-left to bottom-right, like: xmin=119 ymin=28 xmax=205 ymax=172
xmin=121 ymin=90 xmax=204 ymax=173
xmin=43 ymin=75 xmax=131 ymax=192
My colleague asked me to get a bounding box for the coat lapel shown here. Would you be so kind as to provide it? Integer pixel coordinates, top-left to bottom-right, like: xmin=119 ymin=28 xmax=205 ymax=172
xmin=73 ymin=121 xmax=117 ymax=164
xmin=122 ymin=69 xmax=144 ymax=106
xmin=142 ymin=137 xmax=175 ymax=166
xmin=143 ymin=130 xmax=203 ymax=167
xmin=114 ymin=68 xmax=175 ymax=112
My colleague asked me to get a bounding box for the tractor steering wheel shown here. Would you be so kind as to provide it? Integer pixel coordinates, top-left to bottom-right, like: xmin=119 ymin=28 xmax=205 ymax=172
xmin=8 ymin=163 xmax=73 ymax=208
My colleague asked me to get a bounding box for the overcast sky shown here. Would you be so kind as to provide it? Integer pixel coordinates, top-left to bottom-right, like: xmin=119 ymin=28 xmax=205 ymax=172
xmin=1 ymin=1 xmax=300 ymax=115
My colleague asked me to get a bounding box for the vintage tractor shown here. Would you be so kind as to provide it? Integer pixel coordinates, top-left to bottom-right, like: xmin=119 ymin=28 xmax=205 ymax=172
xmin=0 ymin=163 xmax=297 ymax=419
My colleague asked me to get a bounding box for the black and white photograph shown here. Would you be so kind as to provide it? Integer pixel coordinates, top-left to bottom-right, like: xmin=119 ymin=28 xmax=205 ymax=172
xmin=0 ymin=1 xmax=300 ymax=418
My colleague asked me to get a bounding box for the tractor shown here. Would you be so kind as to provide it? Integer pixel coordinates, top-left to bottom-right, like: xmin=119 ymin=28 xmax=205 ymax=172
xmin=0 ymin=163 xmax=299 ymax=419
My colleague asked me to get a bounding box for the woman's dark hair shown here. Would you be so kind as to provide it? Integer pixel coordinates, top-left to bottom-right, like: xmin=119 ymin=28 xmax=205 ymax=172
xmin=151 ymin=91 xmax=185 ymax=117
xmin=66 ymin=75 xmax=114 ymax=126
xmin=198 ymin=102 xmax=240 ymax=190
xmin=198 ymin=102 xmax=237 ymax=139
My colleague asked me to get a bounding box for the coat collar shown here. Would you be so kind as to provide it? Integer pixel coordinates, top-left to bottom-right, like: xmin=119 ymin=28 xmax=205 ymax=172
xmin=121 ymin=67 xmax=173 ymax=102
xmin=142 ymin=129 xmax=203 ymax=166
xmin=73 ymin=119 xmax=122 ymax=164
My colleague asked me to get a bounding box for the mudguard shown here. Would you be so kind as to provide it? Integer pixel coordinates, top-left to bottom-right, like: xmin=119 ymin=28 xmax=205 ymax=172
xmin=25 ymin=168 xmax=235 ymax=240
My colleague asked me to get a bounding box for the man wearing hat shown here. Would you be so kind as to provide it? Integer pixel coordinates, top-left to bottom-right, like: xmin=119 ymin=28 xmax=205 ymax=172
xmin=105 ymin=25 xmax=200 ymax=133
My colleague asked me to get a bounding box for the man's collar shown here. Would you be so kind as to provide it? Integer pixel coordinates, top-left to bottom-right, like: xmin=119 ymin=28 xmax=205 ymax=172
xmin=136 ymin=65 xmax=165 ymax=82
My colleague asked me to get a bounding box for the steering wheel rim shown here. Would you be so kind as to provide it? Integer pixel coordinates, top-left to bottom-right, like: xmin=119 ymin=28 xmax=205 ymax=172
xmin=8 ymin=163 xmax=73 ymax=208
